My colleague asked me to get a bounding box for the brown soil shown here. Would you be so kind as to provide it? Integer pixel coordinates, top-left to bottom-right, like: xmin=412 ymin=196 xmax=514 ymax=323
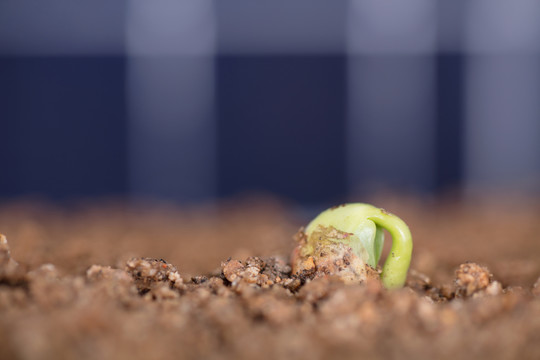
xmin=1 ymin=196 xmax=540 ymax=360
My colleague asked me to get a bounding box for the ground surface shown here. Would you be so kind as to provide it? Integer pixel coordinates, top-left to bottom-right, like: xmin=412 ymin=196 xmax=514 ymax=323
xmin=1 ymin=195 xmax=540 ymax=360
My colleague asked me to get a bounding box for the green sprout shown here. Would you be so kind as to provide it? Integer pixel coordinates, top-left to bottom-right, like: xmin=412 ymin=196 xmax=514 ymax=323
xmin=301 ymin=203 xmax=413 ymax=289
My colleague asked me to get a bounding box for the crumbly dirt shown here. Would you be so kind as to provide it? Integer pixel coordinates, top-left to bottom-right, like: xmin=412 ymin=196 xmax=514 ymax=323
xmin=291 ymin=226 xmax=380 ymax=284
xmin=1 ymin=196 xmax=540 ymax=360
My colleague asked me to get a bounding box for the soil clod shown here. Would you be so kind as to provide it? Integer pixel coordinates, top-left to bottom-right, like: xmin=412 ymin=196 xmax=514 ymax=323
xmin=454 ymin=262 xmax=493 ymax=297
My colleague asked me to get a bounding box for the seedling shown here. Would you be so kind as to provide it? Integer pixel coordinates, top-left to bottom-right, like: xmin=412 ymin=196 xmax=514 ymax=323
xmin=292 ymin=203 xmax=413 ymax=289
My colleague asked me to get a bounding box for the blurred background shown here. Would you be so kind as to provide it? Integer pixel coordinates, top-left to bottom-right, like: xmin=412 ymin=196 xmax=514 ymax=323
xmin=1 ymin=0 xmax=540 ymax=207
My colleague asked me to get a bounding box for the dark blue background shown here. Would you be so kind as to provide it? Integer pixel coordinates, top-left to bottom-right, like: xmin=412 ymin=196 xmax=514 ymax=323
xmin=0 ymin=57 xmax=127 ymax=199
xmin=0 ymin=55 xmax=463 ymax=203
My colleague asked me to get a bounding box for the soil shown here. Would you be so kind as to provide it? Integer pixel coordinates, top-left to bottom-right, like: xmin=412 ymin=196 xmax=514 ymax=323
xmin=1 ymin=196 xmax=540 ymax=360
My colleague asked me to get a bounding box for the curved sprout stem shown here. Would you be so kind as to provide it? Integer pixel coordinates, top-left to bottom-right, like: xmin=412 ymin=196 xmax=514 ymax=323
xmin=367 ymin=209 xmax=413 ymax=289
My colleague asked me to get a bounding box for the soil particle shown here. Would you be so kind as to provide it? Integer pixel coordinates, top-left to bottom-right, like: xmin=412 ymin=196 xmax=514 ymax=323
xmin=125 ymin=257 xmax=183 ymax=294
xmin=291 ymin=227 xmax=380 ymax=285
xmin=407 ymin=269 xmax=432 ymax=292
xmin=454 ymin=262 xmax=492 ymax=297
xmin=532 ymin=277 xmax=540 ymax=297
xmin=26 ymin=264 xmax=85 ymax=309
xmin=85 ymin=264 xmax=139 ymax=304
xmin=242 ymin=288 xmax=298 ymax=326
xmin=221 ymin=256 xmax=291 ymax=289
xmin=0 ymin=234 xmax=25 ymax=284
xmin=222 ymin=259 xmax=245 ymax=283
xmin=485 ymin=280 xmax=503 ymax=296
xmin=191 ymin=275 xmax=208 ymax=284
xmin=0 ymin=234 xmax=13 ymax=268
xmin=297 ymin=276 xmax=343 ymax=304
xmin=87 ymin=264 xmax=131 ymax=283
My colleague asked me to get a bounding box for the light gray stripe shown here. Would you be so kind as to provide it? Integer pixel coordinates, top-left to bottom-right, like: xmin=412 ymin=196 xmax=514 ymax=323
xmin=0 ymin=0 xmax=125 ymax=55
xmin=347 ymin=0 xmax=436 ymax=195
xmin=464 ymin=1 xmax=540 ymax=194
xmin=126 ymin=1 xmax=216 ymax=202
xmin=464 ymin=56 xmax=540 ymax=193
xmin=347 ymin=0 xmax=436 ymax=55
xmin=216 ymin=0 xmax=346 ymax=54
